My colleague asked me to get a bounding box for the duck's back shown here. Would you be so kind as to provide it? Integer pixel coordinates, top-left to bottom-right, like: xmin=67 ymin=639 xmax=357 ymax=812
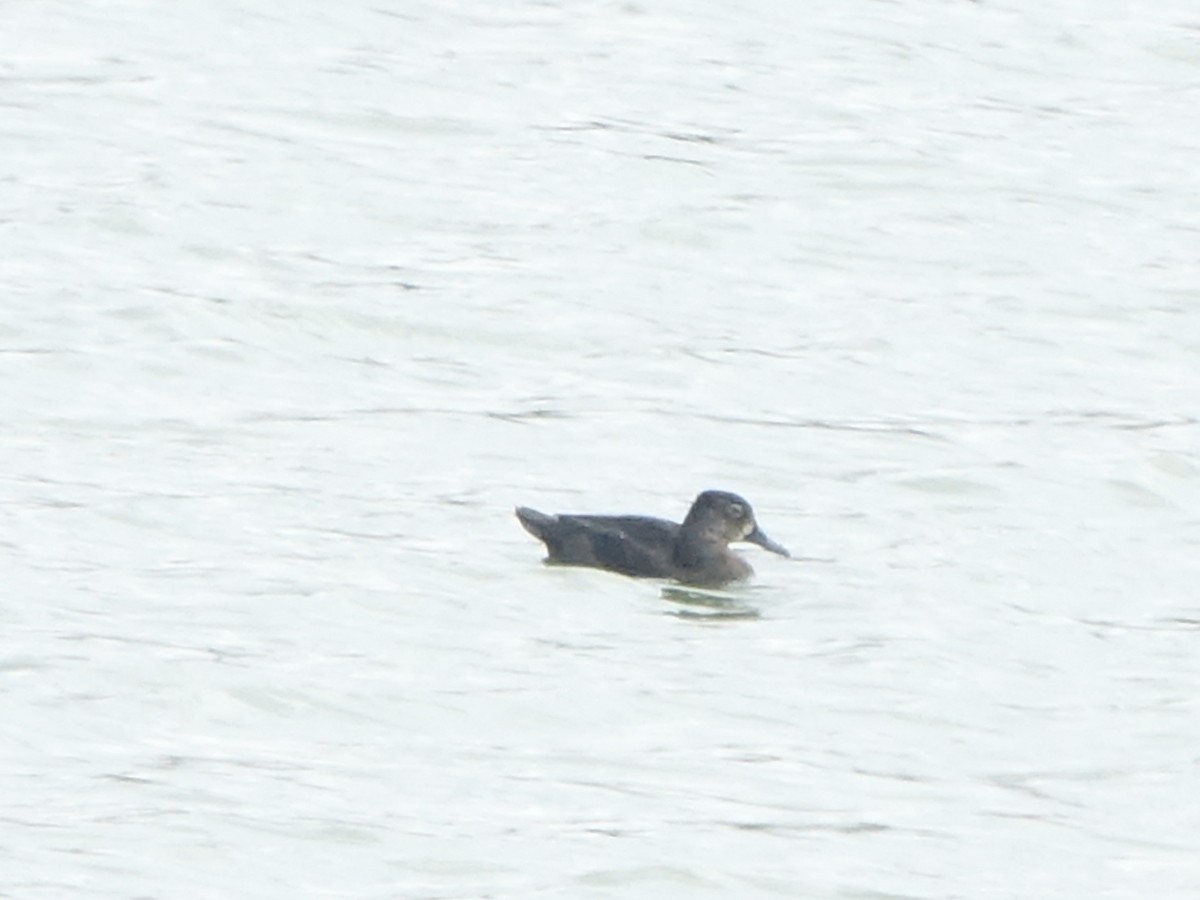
xmin=515 ymin=508 xmax=680 ymax=578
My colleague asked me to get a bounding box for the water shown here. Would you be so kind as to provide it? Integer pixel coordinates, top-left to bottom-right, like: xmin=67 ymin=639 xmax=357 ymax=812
xmin=4 ymin=1 xmax=1200 ymax=897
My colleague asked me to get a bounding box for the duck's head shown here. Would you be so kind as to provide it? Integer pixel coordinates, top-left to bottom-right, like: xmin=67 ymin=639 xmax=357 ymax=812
xmin=684 ymin=490 xmax=790 ymax=557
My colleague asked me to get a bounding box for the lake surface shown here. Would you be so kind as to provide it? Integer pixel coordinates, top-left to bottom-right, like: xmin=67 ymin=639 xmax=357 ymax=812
xmin=4 ymin=1 xmax=1200 ymax=897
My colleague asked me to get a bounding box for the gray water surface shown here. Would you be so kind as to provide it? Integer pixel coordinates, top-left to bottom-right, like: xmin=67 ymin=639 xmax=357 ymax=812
xmin=4 ymin=1 xmax=1200 ymax=897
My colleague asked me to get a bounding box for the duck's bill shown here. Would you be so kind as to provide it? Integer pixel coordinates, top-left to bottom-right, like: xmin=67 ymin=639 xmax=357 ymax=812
xmin=745 ymin=526 xmax=790 ymax=558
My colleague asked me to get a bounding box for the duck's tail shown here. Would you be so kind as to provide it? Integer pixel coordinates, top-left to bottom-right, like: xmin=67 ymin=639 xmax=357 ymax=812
xmin=515 ymin=506 xmax=556 ymax=540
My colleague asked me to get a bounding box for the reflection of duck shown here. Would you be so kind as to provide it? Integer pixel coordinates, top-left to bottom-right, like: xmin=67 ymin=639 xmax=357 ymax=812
xmin=515 ymin=490 xmax=789 ymax=586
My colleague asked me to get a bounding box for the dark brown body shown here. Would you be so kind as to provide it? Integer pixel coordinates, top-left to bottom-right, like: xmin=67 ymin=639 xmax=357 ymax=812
xmin=515 ymin=491 xmax=788 ymax=587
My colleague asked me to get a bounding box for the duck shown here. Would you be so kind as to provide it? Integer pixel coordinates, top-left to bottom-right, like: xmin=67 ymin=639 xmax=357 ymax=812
xmin=515 ymin=490 xmax=789 ymax=586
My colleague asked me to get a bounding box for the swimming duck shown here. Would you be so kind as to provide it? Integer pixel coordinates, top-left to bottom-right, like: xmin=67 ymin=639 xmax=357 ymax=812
xmin=515 ymin=490 xmax=789 ymax=586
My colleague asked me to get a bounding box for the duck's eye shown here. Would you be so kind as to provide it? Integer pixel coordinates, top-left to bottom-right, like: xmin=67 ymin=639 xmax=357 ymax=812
xmin=728 ymin=502 xmax=745 ymax=518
